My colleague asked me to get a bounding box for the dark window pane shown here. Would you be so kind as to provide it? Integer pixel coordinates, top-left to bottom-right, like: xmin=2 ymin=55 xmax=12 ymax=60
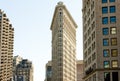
xmin=103 ymin=49 xmax=109 ymax=57
xmin=110 ymin=6 xmax=116 ymax=13
xmin=112 ymin=72 xmax=118 ymax=81
xmin=110 ymin=16 xmax=116 ymax=23
xmin=102 ymin=0 xmax=107 ymax=3
xmin=102 ymin=7 xmax=108 ymax=14
xmin=103 ymin=39 xmax=109 ymax=46
xmin=103 ymin=28 xmax=109 ymax=35
xmin=102 ymin=17 xmax=108 ymax=24
xmin=110 ymin=0 xmax=115 ymax=2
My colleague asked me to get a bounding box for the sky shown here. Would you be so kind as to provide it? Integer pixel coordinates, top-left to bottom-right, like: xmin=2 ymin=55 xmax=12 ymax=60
xmin=0 ymin=0 xmax=83 ymax=81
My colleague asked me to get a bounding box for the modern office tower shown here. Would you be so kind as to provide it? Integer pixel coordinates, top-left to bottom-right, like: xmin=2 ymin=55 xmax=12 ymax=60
xmin=0 ymin=10 xmax=14 ymax=81
xmin=77 ymin=60 xmax=83 ymax=81
xmin=50 ymin=2 xmax=77 ymax=81
xmin=13 ymin=58 xmax=33 ymax=81
xmin=45 ymin=61 xmax=52 ymax=81
xmin=82 ymin=0 xmax=120 ymax=81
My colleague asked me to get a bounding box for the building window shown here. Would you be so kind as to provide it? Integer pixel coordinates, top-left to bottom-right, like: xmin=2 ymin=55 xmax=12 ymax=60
xmin=102 ymin=0 xmax=107 ymax=3
xmin=88 ymin=37 xmax=91 ymax=45
xmin=111 ymin=38 xmax=117 ymax=45
xmin=92 ymin=22 xmax=95 ymax=30
xmin=92 ymin=53 xmax=96 ymax=61
xmin=102 ymin=17 xmax=108 ymax=24
xmin=111 ymin=49 xmax=118 ymax=57
xmin=112 ymin=60 xmax=118 ymax=68
xmin=88 ymin=47 xmax=91 ymax=54
xmin=92 ymin=42 xmax=95 ymax=50
xmin=88 ymin=57 xmax=91 ymax=64
xmin=103 ymin=39 xmax=109 ymax=46
xmin=92 ymin=31 xmax=95 ymax=40
xmin=102 ymin=7 xmax=108 ymax=14
xmin=110 ymin=27 xmax=116 ymax=34
xmin=110 ymin=6 xmax=116 ymax=13
xmin=112 ymin=72 xmax=118 ymax=81
xmin=103 ymin=49 xmax=109 ymax=57
xmin=104 ymin=61 xmax=110 ymax=68
xmin=110 ymin=16 xmax=116 ymax=23
xmin=110 ymin=0 xmax=115 ymax=2
xmin=103 ymin=28 xmax=109 ymax=35
xmin=104 ymin=72 xmax=110 ymax=81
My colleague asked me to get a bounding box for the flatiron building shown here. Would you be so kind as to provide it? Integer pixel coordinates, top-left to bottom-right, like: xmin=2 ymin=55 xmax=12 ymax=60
xmin=50 ymin=2 xmax=77 ymax=81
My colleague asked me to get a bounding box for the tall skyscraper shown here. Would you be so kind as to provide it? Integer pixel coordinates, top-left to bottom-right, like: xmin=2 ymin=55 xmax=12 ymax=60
xmin=0 ymin=10 xmax=14 ymax=81
xmin=82 ymin=0 xmax=120 ymax=81
xmin=50 ymin=2 xmax=77 ymax=81
xmin=13 ymin=56 xmax=33 ymax=81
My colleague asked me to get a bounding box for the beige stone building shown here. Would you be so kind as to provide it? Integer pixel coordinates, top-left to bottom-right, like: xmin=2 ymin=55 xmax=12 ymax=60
xmin=0 ymin=10 xmax=14 ymax=81
xmin=13 ymin=56 xmax=33 ymax=81
xmin=50 ymin=2 xmax=77 ymax=81
xmin=77 ymin=60 xmax=83 ymax=81
xmin=82 ymin=0 xmax=120 ymax=81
